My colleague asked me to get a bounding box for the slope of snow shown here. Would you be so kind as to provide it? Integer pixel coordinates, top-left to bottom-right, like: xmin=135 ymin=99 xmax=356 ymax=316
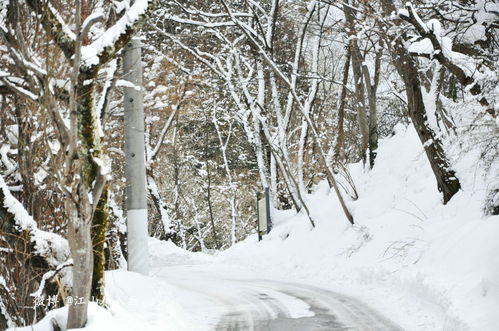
xmin=219 ymin=123 xmax=499 ymax=330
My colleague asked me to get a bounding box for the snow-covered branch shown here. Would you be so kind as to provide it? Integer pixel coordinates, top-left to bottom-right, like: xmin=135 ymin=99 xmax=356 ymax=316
xmin=0 ymin=174 xmax=70 ymax=268
xmin=82 ymin=0 xmax=158 ymax=68
xmin=400 ymin=2 xmax=492 ymax=113
xmin=25 ymin=0 xmax=76 ymax=58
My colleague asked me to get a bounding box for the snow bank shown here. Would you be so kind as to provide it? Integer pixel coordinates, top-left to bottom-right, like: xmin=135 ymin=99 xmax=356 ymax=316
xmin=219 ymin=124 xmax=499 ymax=330
xmin=14 ymin=269 xmax=200 ymax=331
xmin=13 ymin=238 xmax=214 ymax=331
xmin=95 ymin=242 xmax=213 ymax=331
xmin=11 ymin=303 xmax=119 ymax=331
xmin=149 ymin=236 xmax=214 ymax=266
xmin=103 ymin=270 xmax=198 ymax=331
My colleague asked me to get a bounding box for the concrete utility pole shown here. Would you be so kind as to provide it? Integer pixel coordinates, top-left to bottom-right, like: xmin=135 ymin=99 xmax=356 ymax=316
xmin=123 ymin=37 xmax=149 ymax=275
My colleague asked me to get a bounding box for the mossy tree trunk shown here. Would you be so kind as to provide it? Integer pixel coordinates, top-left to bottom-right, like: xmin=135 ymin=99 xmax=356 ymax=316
xmin=91 ymin=186 xmax=109 ymax=303
xmin=66 ymin=69 xmax=106 ymax=328
xmin=13 ymin=0 xmax=160 ymax=327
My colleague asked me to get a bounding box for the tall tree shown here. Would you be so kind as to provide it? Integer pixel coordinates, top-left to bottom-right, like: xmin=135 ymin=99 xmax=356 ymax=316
xmin=379 ymin=0 xmax=461 ymax=203
xmin=1 ymin=0 xmax=158 ymax=327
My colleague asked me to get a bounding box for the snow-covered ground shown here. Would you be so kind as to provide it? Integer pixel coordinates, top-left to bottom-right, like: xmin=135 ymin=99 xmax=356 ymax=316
xmin=16 ymin=124 xmax=499 ymax=330
xmin=217 ymin=124 xmax=499 ymax=330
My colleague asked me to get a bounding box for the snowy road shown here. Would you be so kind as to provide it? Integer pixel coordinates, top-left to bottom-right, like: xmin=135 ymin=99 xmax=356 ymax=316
xmin=151 ymin=264 xmax=402 ymax=331
xmin=214 ymin=281 xmax=403 ymax=331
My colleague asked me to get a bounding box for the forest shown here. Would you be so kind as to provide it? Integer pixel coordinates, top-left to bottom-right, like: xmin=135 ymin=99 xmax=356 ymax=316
xmin=0 ymin=0 xmax=498 ymax=329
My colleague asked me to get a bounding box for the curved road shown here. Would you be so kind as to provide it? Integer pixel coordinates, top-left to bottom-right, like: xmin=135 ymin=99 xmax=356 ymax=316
xmin=154 ymin=265 xmax=402 ymax=331
xmin=214 ymin=280 xmax=402 ymax=331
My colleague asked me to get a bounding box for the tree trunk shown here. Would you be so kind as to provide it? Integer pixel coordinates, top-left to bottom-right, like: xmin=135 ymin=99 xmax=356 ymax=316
xmin=66 ymin=202 xmax=93 ymax=329
xmin=67 ymin=69 xmax=107 ymax=329
xmin=204 ymin=125 xmax=220 ymax=249
xmin=213 ymin=117 xmax=238 ymax=245
xmin=147 ymin=171 xmax=175 ymax=241
xmin=91 ymin=188 xmax=109 ymax=304
xmin=362 ymin=44 xmax=382 ymax=169
xmin=334 ymin=48 xmax=351 ymax=163
xmin=344 ymin=1 xmax=369 ymax=164
xmin=380 ymin=0 xmax=461 ymax=204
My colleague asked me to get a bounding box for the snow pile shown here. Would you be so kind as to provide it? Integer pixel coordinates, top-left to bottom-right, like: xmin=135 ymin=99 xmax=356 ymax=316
xmin=13 ymin=269 xmax=202 ymax=331
xmin=10 ymin=240 xmax=212 ymax=331
xmin=11 ymin=303 xmax=117 ymax=331
xmin=219 ymin=124 xmax=499 ymax=330
xmin=149 ymin=237 xmax=214 ymax=266
xmin=99 ymin=240 xmax=213 ymax=331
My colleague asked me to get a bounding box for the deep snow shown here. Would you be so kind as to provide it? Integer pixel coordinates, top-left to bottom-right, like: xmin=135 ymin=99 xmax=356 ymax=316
xmin=217 ymin=124 xmax=499 ymax=330
xmin=14 ymin=124 xmax=499 ymax=330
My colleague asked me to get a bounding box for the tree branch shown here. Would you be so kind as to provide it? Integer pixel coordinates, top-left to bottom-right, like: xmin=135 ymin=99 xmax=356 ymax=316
xmin=25 ymin=0 xmax=76 ymax=59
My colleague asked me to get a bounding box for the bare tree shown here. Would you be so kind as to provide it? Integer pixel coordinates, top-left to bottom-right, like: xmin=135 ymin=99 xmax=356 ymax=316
xmin=378 ymin=0 xmax=461 ymax=204
xmin=1 ymin=0 xmax=158 ymax=327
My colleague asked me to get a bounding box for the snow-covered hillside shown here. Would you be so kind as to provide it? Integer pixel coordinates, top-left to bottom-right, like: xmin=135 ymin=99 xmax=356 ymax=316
xmin=219 ymin=124 xmax=499 ymax=330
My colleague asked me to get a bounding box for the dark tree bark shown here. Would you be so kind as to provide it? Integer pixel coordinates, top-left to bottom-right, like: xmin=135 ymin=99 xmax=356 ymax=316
xmin=0 ymin=179 xmax=66 ymax=328
xmin=335 ymin=48 xmax=351 ymax=164
xmin=344 ymin=2 xmax=369 ymax=164
xmin=362 ymin=43 xmax=382 ymax=169
xmin=204 ymin=123 xmax=220 ymax=249
xmin=380 ymin=0 xmax=461 ymax=204
xmin=91 ymin=186 xmax=109 ymax=304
